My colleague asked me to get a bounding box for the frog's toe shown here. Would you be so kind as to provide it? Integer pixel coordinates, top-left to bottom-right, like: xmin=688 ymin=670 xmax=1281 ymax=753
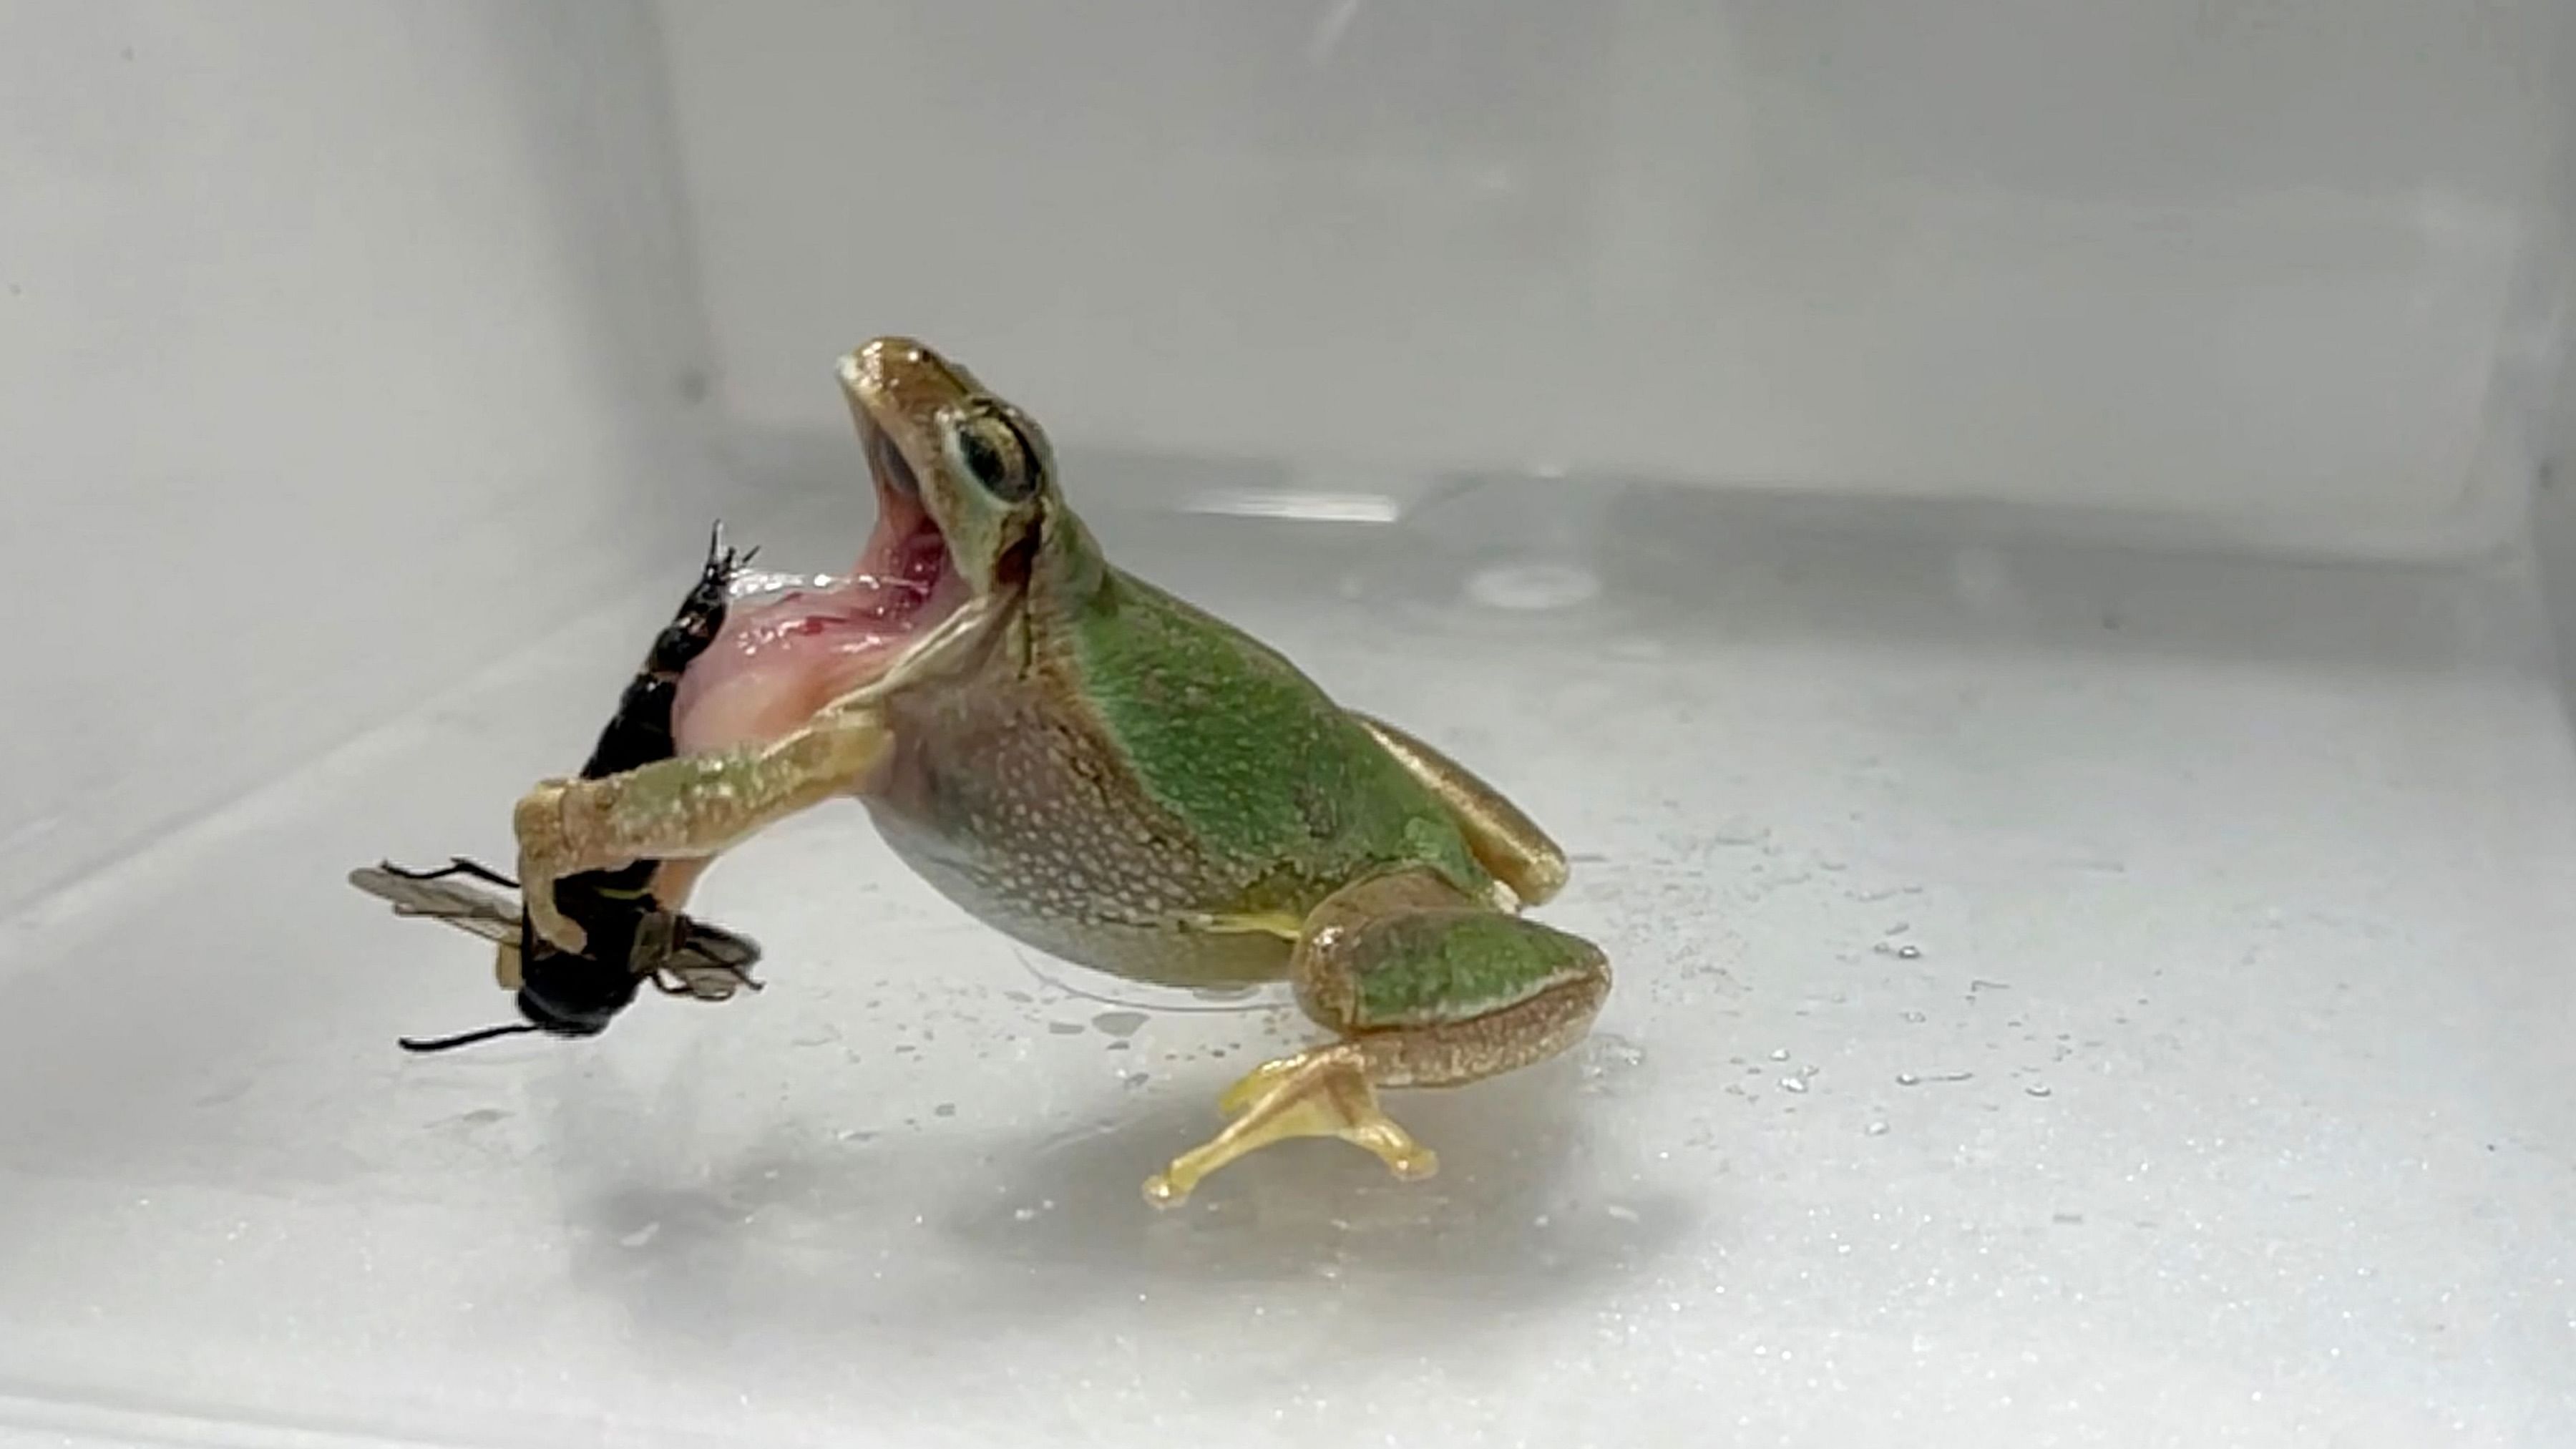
xmin=1142 ymin=1043 xmax=1438 ymax=1208
xmin=509 ymin=781 xmax=590 ymax=952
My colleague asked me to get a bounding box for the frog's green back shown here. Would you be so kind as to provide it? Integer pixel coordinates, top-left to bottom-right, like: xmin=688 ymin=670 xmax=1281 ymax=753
xmin=1058 ymin=567 xmax=1489 ymax=903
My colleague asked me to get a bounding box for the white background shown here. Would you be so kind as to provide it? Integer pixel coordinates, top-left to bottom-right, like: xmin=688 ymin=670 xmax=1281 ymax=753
xmin=3 ymin=5 xmax=2574 ymax=1446
xmin=9 ymin=0 xmax=2574 ymax=904
xmin=1 ymin=2 xmax=718 ymax=910
xmin=662 ymin=1 xmax=2571 ymax=535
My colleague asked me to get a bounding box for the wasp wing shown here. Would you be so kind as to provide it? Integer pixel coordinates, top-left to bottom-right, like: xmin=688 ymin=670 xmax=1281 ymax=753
xmin=658 ymin=916 xmax=765 ymax=1000
xmin=670 ymin=919 xmax=762 ymax=971
xmin=347 ymin=865 xmax=523 ymax=947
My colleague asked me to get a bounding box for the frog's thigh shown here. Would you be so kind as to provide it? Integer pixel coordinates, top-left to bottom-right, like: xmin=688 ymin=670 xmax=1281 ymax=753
xmin=1142 ymin=867 xmax=1609 ymax=1206
xmin=1294 ymin=867 xmax=1609 ymax=1083
xmin=1348 ymin=712 xmax=1570 ymax=906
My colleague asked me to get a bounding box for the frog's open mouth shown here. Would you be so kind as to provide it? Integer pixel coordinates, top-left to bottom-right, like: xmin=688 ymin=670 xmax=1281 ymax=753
xmin=847 ymin=413 xmax=963 ymax=631
xmin=668 ymin=419 xmax=966 ymax=754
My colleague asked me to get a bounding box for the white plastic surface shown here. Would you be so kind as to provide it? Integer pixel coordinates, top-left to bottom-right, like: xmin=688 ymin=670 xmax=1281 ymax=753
xmin=0 ymin=0 xmax=717 ymax=914
xmin=661 ymin=0 xmax=2574 ymax=547
xmin=6 ymin=1 xmax=2576 ymax=1445
xmin=4 ymin=479 xmax=2574 ymax=1447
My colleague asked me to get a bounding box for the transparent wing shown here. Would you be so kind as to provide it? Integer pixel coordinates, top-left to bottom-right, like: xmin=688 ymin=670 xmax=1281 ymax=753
xmin=347 ymin=864 xmax=522 ymax=947
xmin=660 ymin=917 xmax=765 ymax=1000
xmin=670 ymin=920 xmax=761 ymax=971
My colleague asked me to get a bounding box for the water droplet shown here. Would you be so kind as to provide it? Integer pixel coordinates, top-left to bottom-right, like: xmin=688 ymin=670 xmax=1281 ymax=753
xmin=1895 ymin=943 xmax=1922 ymax=960
xmin=619 ymin=1223 xmax=661 ymax=1249
xmin=835 ymin=1128 xmax=879 ymax=1144
xmin=1604 ymin=1203 xmax=1641 ymax=1223
xmin=1865 ymin=1121 xmax=1890 ymax=1136
xmin=1591 ymin=1034 xmax=1646 ymax=1070
xmin=1012 ymin=1205 xmax=1039 ymax=1222
xmin=1579 ymin=1033 xmax=1647 ymax=1092
xmin=1778 ymin=1075 xmax=1807 ymax=1094
xmin=1769 ymin=1048 xmax=1791 ymax=1061
xmin=1092 ymin=1010 xmax=1149 ymax=1038
xmin=1896 ymin=1072 xmax=1921 ymax=1086
xmin=2025 ymin=1083 xmax=2053 ymax=1098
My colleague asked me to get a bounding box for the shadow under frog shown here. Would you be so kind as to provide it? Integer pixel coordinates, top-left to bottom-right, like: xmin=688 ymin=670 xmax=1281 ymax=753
xmin=535 ymin=1036 xmax=1696 ymax=1390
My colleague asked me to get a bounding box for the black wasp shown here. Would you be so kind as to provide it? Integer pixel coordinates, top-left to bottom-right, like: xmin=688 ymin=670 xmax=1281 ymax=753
xmin=351 ymin=523 xmax=766 ymax=1053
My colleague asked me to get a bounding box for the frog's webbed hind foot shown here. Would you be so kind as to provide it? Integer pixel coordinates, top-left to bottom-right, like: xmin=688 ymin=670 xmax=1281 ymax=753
xmin=1141 ymin=865 xmax=1610 ymax=1208
xmin=1142 ymin=1044 xmax=1437 ymax=1207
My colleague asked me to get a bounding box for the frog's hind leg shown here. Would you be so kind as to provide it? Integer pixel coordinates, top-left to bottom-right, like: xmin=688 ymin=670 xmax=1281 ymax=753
xmin=1348 ymin=712 xmax=1569 ymax=907
xmin=1142 ymin=867 xmax=1609 ymax=1206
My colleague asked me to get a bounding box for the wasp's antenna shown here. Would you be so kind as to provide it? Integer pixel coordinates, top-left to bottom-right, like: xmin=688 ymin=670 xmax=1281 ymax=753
xmin=706 ymin=519 xmax=760 ymax=576
xmin=398 ymin=1022 xmax=544 ymax=1054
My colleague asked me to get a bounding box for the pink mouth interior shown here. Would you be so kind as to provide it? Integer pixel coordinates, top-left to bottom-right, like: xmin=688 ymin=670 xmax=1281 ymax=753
xmin=672 ymin=426 xmax=965 ymax=754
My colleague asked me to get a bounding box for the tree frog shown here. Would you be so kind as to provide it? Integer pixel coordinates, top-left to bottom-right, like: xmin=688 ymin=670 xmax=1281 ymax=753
xmin=510 ymin=338 xmax=1611 ymax=1206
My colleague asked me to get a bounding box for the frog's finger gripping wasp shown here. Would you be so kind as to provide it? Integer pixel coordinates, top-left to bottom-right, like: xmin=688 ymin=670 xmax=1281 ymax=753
xmin=350 ymin=523 xmax=766 ymax=1053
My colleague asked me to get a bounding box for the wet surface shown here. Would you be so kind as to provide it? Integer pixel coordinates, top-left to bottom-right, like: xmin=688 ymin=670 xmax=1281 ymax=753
xmin=1 ymin=474 xmax=2572 ymax=1447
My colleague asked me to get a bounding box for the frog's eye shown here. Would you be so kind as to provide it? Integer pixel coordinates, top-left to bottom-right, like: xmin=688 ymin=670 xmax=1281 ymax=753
xmin=947 ymin=408 xmax=1045 ymax=504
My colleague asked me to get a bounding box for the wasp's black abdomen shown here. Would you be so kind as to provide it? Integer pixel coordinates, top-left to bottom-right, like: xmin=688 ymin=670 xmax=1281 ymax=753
xmin=577 ymin=531 xmax=742 ymax=781
xmin=519 ymin=526 xmax=748 ymax=1033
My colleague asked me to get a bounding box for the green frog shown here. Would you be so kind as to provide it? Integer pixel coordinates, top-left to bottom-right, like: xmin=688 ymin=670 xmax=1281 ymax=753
xmin=510 ymin=338 xmax=1611 ymax=1206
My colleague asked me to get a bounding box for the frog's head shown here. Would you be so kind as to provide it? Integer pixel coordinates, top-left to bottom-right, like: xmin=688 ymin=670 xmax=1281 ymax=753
xmin=836 ymin=336 xmax=1063 ymax=612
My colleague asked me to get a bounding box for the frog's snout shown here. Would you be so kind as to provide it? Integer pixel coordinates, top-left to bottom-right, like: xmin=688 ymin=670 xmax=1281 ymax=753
xmin=857 ymin=335 xmax=927 ymax=371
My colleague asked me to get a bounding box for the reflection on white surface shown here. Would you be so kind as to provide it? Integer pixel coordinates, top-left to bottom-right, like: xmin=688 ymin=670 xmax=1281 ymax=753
xmin=1181 ymin=487 xmax=1405 ymax=524
xmin=1 ymin=479 xmax=2569 ymax=1447
xmin=1465 ymin=561 xmax=1602 ymax=612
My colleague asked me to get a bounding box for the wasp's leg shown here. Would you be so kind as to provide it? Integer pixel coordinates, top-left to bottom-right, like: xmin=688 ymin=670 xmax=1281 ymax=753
xmin=380 ymin=857 xmax=522 ymax=891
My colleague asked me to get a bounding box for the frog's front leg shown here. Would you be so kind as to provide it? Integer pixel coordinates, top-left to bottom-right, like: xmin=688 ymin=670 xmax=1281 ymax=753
xmin=513 ymin=708 xmax=890 ymax=951
xmin=1143 ymin=867 xmax=1610 ymax=1206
